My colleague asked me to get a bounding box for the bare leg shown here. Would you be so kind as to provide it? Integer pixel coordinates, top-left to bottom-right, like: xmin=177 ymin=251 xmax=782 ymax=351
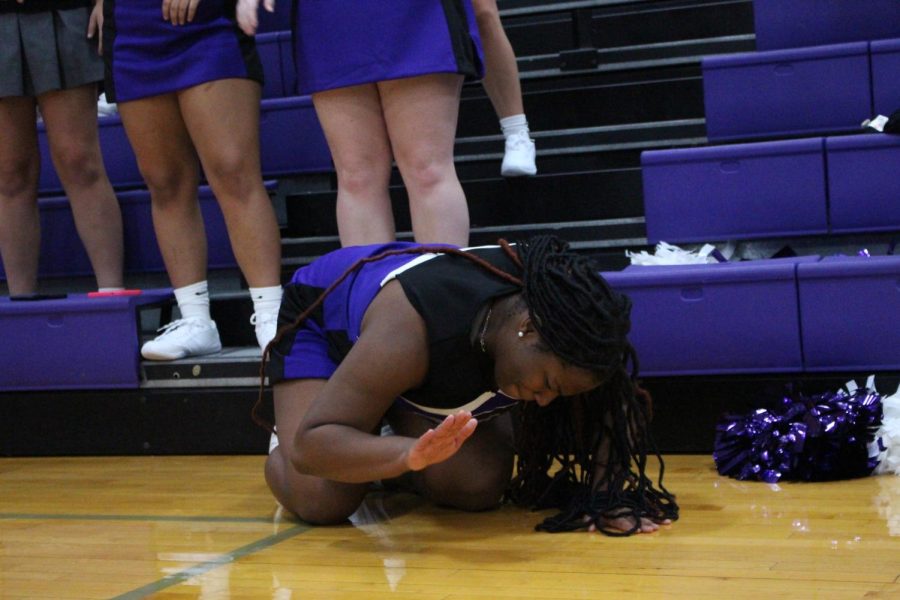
xmin=387 ymin=409 xmax=515 ymax=511
xmin=473 ymin=0 xmax=525 ymax=119
xmin=117 ymin=94 xmax=206 ymax=288
xmin=266 ymin=379 xmax=371 ymax=524
xmin=379 ymin=74 xmax=469 ymax=246
xmin=0 ymin=97 xmax=40 ymax=295
xmin=39 ymin=84 xmax=124 ymax=289
xmin=471 ymin=0 xmax=536 ymax=177
xmin=312 ymin=84 xmax=395 ymax=246
xmin=177 ymin=79 xmax=281 ymax=288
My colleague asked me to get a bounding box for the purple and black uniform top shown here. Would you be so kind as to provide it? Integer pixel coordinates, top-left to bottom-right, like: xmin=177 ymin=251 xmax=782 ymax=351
xmin=267 ymin=243 xmax=521 ymax=423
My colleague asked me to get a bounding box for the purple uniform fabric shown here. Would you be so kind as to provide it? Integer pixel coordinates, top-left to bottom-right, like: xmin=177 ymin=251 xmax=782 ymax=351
xmin=103 ymin=0 xmax=262 ymax=102
xmin=276 ymin=242 xmax=420 ymax=381
xmin=293 ymin=0 xmax=484 ymax=94
xmin=267 ymin=242 xmax=519 ymax=423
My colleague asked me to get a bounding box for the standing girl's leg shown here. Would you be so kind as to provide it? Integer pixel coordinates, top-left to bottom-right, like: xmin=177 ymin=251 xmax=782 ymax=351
xmin=312 ymin=84 xmax=395 ymax=246
xmin=379 ymin=74 xmax=470 ymax=247
xmin=472 ymin=0 xmax=524 ymax=120
xmin=266 ymin=379 xmax=371 ymax=524
xmin=471 ymin=0 xmax=536 ymax=177
xmin=177 ymin=78 xmax=283 ymax=347
xmin=118 ymin=94 xmax=206 ymax=289
xmin=39 ymin=83 xmax=124 ymax=290
xmin=0 ymin=98 xmax=40 ymax=296
xmin=118 ymin=94 xmax=221 ymax=360
xmin=177 ymin=79 xmax=281 ymax=289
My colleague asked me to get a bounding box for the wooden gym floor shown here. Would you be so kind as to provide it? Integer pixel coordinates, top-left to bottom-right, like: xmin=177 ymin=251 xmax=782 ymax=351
xmin=0 ymin=455 xmax=897 ymax=599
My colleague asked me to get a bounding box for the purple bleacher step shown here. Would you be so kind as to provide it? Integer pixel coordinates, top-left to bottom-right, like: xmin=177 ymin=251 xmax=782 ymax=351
xmin=0 ymin=289 xmax=173 ymax=391
xmin=603 ymin=257 xmax=817 ymax=376
xmin=702 ymin=42 xmax=871 ymax=141
xmin=826 ymin=134 xmax=900 ymax=234
xmin=754 ymin=0 xmax=900 ymax=51
xmin=641 ymin=137 xmax=827 ymax=243
xmin=0 ymin=184 xmax=248 ymax=281
xmin=798 ymin=255 xmax=900 ymax=372
xmin=256 ymin=31 xmax=298 ymax=98
xmin=254 ymin=2 xmax=291 ymax=34
xmin=255 ymin=31 xmax=298 ymax=98
xmin=259 ymin=96 xmax=332 ymax=177
xmin=38 ymin=114 xmax=141 ymax=196
xmin=256 ymin=31 xmax=285 ymax=99
xmin=871 ymin=38 xmax=900 ymax=116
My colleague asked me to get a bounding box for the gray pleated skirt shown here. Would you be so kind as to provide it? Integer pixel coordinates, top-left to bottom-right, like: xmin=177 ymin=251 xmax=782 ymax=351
xmin=0 ymin=6 xmax=104 ymax=98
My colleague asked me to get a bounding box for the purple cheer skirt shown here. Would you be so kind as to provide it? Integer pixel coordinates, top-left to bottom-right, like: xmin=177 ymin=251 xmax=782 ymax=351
xmin=103 ymin=0 xmax=262 ymax=102
xmin=293 ymin=0 xmax=484 ymax=94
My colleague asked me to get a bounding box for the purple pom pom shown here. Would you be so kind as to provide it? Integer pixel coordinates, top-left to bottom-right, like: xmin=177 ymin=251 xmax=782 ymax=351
xmin=714 ymin=383 xmax=883 ymax=482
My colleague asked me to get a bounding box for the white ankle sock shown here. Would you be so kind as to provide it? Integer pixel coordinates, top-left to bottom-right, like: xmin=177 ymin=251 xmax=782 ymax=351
xmin=250 ymin=285 xmax=283 ymax=316
xmin=500 ymin=114 xmax=530 ymax=138
xmin=174 ymin=280 xmax=211 ymax=321
xmin=97 ymin=287 xmax=124 ymax=293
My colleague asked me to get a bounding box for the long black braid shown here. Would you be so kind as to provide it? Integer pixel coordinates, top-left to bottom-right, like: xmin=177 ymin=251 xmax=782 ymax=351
xmin=504 ymin=236 xmax=678 ymax=533
xmin=253 ymin=236 xmax=678 ymax=535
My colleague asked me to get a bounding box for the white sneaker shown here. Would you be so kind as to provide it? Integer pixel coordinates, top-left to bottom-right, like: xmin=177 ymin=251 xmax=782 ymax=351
xmin=501 ymin=130 xmax=537 ymax=177
xmin=251 ymin=311 xmax=279 ymax=351
xmin=141 ymin=317 xmax=222 ymax=360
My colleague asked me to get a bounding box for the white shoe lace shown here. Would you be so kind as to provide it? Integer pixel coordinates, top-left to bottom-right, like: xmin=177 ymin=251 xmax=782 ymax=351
xmin=506 ymin=130 xmax=534 ymax=151
xmin=153 ymin=317 xmax=204 ymax=339
xmin=251 ymin=312 xmax=280 ymax=351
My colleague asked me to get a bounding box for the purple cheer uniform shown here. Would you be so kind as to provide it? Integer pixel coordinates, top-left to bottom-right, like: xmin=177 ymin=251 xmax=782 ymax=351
xmin=293 ymin=0 xmax=484 ymax=94
xmin=103 ymin=0 xmax=262 ymax=102
xmin=267 ymin=242 xmax=522 ymax=423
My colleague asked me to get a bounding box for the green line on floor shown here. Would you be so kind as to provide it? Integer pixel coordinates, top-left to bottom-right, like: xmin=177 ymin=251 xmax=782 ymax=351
xmin=110 ymin=524 xmax=310 ymax=600
xmin=0 ymin=512 xmax=282 ymax=524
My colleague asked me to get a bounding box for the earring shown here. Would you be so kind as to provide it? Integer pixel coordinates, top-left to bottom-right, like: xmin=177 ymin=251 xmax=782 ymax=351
xmin=517 ymin=331 xmax=524 ymax=338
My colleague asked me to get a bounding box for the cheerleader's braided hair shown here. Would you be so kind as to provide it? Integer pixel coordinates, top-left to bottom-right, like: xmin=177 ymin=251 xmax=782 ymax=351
xmin=503 ymin=236 xmax=678 ymax=534
xmin=253 ymin=235 xmax=678 ymax=535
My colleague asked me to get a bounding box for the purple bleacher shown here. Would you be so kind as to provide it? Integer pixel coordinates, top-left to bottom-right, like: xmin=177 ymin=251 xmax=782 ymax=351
xmin=871 ymin=39 xmax=900 ymax=116
xmin=38 ymin=114 xmax=142 ymax=195
xmin=255 ymin=31 xmax=297 ymax=98
xmin=798 ymin=255 xmax=900 ymax=372
xmin=278 ymin=31 xmax=297 ymax=96
xmin=0 ymin=185 xmax=244 ymax=281
xmin=119 ymin=185 xmax=238 ymax=273
xmin=641 ymin=138 xmax=827 ymax=243
xmin=753 ymin=0 xmax=900 ymax=51
xmin=256 ymin=31 xmax=286 ymax=98
xmin=603 ymin=257 xmax=815 ymax=376
xmin=259 ymin=96 xmax=332 ymax=177
xmin=826 ymin=134 xmax=900 ymax=234
xmin=702 ymin=42 xmax=871 ymax=141
xmin=0 ymin=289 xmax=172 ymax=391
xmin=254 ymin=2 xmax=292 ymax=34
